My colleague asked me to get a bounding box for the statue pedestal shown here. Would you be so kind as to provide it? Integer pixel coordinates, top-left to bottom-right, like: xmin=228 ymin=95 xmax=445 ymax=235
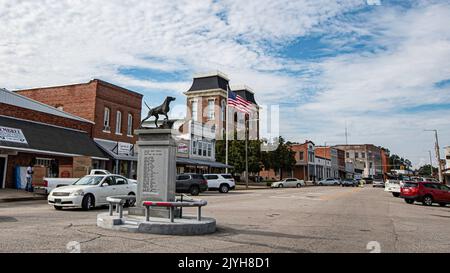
xmin=128 ymin=128 xmax=178 ymax=218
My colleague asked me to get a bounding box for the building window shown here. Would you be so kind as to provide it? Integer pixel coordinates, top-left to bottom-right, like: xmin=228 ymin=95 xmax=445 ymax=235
xmin=207 ymin=143 xmax=212 ymax=157
xmin=103 ymin=107 xmax=111 ymax=132
xmin=346 ymin=152 xmax=349 ymax=158
xmin=221 ymin=99 xmax=226 ymax=121
xmin=127 ymin=114 xmax=133 ymax=136
xmin=207 ymin=99 xmax=215 ymax=120
xmin=191 ymin=101 xmax=198 ymax=122
xmin=192 ymin=140 xmax=197 ymax=155
xmin=116 ymin=111 xmax=122 ymax=134
xmin=299 ymin=151 xmax=304 ymax=161
xmin=203 ymin=142 xmax=207 ymax=156
xmin=362 ymin=152 xmax=366 ymax=158
xmin=355 ymin=152 xmax=359 ymax=158
xmin=198 ymin=140 xmax=202 ymax=156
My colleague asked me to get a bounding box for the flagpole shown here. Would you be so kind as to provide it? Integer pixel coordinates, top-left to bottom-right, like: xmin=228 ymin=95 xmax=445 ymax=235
xmin=225 ymin=84 xmax=229 ymax=173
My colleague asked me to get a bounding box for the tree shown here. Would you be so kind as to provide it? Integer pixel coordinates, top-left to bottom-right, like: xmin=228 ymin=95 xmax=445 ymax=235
xmin=215 ymin=138 xmax=262 ymax=175
xmin=261 ymin=136 xmax=296 ymax=178
xmin=416 ymin=164 xmax=438 ymax=176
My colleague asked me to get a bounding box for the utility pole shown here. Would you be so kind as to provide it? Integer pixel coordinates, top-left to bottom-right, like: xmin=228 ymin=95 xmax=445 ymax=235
xmin=345 ymin=121 xmax=348 ymax=145
xmin=424 ymin=129 xmax=443 ymax=183
xmin=429 ymin=150 xmax=433 ymax=178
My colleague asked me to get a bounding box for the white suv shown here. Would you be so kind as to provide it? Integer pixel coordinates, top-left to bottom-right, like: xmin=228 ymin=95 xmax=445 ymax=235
xmin=204 ymin=174 xmax=236 ymax=193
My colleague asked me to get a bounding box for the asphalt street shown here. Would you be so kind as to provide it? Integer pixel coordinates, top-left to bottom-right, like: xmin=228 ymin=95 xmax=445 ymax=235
xmin=1 ymin=186 xmax=450 ymax=253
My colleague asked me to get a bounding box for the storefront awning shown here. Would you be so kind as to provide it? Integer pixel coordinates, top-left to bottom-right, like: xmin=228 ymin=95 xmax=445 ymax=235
xmin=176 ymin=157 xmax=233 ymax=169
xmin=0 ymin=116 xmax=107 ymax=159
xmin=94 ymin=138 xmax=137 ymax=161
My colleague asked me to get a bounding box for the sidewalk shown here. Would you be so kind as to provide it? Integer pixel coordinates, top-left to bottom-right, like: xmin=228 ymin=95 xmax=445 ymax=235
xmin=0 ymin=189 xmax=47 ymax=203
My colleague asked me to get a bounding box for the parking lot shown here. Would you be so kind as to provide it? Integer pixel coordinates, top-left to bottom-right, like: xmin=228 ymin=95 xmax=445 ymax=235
xmin=1 ymin=185 xmax=450 ymax=253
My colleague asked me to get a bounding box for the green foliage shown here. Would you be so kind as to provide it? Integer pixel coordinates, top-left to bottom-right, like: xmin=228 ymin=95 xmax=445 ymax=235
xmin=215 ymin=138 xmax=262 ymax=174
xmin=416 ymin=164 xmax=438 ymax=176
xmin=261 ymin=136 xmax=296 ymax=178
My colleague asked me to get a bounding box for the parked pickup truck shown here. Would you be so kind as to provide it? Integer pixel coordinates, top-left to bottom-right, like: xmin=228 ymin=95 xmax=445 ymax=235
xmin=34 ymin=169 xmax=137 ymax=195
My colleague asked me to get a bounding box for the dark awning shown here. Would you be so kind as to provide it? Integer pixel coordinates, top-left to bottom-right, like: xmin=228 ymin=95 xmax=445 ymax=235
xmin=176 ymin=157 xmax=233 ymax=169
xmin=0 ymin=116 xmax=107 ymax=159
xmin=94 ymin=138 xmax=137 ymax=161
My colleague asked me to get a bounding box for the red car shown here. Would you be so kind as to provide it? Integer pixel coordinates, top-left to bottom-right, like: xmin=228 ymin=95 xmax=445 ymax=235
xmin=401 ymin=182 xmax=450 ymax=206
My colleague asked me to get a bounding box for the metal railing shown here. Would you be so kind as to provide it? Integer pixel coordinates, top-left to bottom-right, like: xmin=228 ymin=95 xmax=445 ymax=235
xmin=106 ymin=195 xmax=136 ymax=219
xmin=142 ymin=198 xmax=207 ymax=223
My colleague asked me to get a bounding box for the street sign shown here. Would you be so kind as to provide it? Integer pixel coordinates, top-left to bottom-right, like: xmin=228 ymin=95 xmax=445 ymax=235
xmin=0 ymin=126 xmax=28 ymax=144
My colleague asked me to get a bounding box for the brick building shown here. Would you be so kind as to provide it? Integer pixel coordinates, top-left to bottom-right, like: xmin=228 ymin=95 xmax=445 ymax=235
xmin=334 ymin=144 xmax=383 ymax=179
xmin=16 ymin=79 xmax=143 ymax=178
xmin=0 ymin=88 xmax=106 ymax=189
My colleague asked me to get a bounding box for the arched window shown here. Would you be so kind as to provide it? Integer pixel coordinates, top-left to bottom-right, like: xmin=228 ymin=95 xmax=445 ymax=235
xmin=127 ymin=113 xmax=133 ymax=136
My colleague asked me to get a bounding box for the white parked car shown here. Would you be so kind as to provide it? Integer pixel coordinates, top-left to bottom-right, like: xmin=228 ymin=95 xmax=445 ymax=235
xmin=48 ymin=174 xmax=137 ymax=210
xmin=204 ymin=174 xmax=235 ymax=193
xmin=317 ymin=178 xmax=340 ymax=186
xmin=271 ymin=178 xmax=305 ymax=188
xmin=384 ymin=177 xmax=402 ymax=197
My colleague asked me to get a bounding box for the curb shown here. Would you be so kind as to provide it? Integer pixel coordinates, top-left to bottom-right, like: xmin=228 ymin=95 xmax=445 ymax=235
xmin=0 ymin=196 xmax=47 ymax=203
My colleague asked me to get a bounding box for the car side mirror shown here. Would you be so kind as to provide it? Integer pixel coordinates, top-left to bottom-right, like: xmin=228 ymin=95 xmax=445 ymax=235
xmin=101 ymin=182 xmax=109 ymax=187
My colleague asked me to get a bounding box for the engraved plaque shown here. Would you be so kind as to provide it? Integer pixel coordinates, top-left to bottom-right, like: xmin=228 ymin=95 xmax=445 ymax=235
xmin=141 ymin=148 xmax=167 ymax=195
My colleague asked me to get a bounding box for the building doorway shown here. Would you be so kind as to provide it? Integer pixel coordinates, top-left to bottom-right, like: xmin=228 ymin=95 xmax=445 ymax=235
xmin=0 ymin=155 xmax=7 ymax=189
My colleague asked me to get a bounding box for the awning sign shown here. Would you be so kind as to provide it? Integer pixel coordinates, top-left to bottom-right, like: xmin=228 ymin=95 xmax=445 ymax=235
xmin=118 ymin=142 xmax=133 ymax=155
xmin=0 ymin=126 xmax=28 ymax=144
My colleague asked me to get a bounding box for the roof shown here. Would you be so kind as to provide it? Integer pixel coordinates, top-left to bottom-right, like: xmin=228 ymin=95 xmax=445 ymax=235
xmin=186 ymin=72 xmax=229 ymax=92
xmin=0 ymin=116 xmax=106 ymax=158
xmin=0 ymin=88 xmax=93 ymax=124
xmin=231 ymin=86 xmax=258 ymax=105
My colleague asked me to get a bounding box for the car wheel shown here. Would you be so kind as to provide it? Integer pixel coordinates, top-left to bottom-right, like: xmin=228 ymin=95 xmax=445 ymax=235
xmin=278 ymin=184 xmax=284 ymax=188
xmin=422 ymin=195 xmax=433 ymax=206
xmin=439 ymin=203 xmax=446 ymax=207
xmin=296 ymin=183 xmax=301 ymax=188
xmin=392 ymin=192 xmax=400 ymax=198
xmin=81 ymin=194 xmax=94 ymax=211
xmin=219 ymin=184 xmax=230 ymax=193
xmin=54 ymin=205 xmax=63 ymax=210
xmin=190 ymin=186 xmax=200 ymax=196
xmin=125 ymin=193 xmax=136 ymax=207
xmin=404 ymin=199 xmax=414 ymax=204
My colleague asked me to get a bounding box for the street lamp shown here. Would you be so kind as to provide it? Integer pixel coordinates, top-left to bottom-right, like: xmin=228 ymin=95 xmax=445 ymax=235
xmin=424 ymin=129 xmax=442 ymax=183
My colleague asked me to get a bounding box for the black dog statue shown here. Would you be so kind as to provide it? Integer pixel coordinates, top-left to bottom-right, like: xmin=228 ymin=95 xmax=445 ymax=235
xmin=140 ymin=96 xmax=176 ymax=128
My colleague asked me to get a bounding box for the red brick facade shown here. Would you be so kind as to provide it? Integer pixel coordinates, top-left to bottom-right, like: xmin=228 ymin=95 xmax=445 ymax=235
xmin=16 ymin=79 xmax=142 ymax=143
xmin=0 ymin=103 xmax=93 ymax=135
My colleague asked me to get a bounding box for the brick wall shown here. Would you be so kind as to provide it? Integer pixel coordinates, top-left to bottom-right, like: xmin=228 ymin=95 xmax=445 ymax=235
xmin=15 ymin=81 xmax=97 ymax=122
xmin=0 ymin=103 xmax=93 ymax=135
xmin=16 ymin=79 xmax=143 ymax=144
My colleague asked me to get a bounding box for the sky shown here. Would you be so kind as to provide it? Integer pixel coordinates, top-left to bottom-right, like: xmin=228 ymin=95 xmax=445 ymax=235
xmin=1 ymin=0 xmax=450 ymax=168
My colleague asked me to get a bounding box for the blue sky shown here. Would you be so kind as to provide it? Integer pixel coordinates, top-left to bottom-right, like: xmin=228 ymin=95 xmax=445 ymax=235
xmin=1 ymin=0 xmax=450 ymax=167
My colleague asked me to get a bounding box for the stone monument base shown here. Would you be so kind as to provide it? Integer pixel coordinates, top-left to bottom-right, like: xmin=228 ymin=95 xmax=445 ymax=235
xmin=97 ymin=212 xmax=216 ymax=235
xmin=128 ymin=206 xmax=180 ymax=218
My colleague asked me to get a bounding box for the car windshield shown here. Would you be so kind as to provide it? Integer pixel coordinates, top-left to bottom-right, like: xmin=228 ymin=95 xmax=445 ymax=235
xmin=403 ymin=182 xmax=418 ymax=188
xmin=73 ymin=176 xmax=104 ymax=185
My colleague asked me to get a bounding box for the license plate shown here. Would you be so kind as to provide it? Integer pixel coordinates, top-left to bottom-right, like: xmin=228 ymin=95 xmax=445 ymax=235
xmin=55 ymin=199 xmax=62 ymax=203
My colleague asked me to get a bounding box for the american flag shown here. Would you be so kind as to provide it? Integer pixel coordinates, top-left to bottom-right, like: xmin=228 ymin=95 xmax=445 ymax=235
xmin=228 ymin=90 xmax=251 ymax=114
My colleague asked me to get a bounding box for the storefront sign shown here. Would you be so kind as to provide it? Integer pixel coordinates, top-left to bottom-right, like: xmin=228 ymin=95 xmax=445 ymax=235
xmin=118 ymin=142 xmax=133 ymax=155
xmin=177 ymin=143 xmax=189 ymax=154
xmin=0 ymin=126 xmax=28 ymax=144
